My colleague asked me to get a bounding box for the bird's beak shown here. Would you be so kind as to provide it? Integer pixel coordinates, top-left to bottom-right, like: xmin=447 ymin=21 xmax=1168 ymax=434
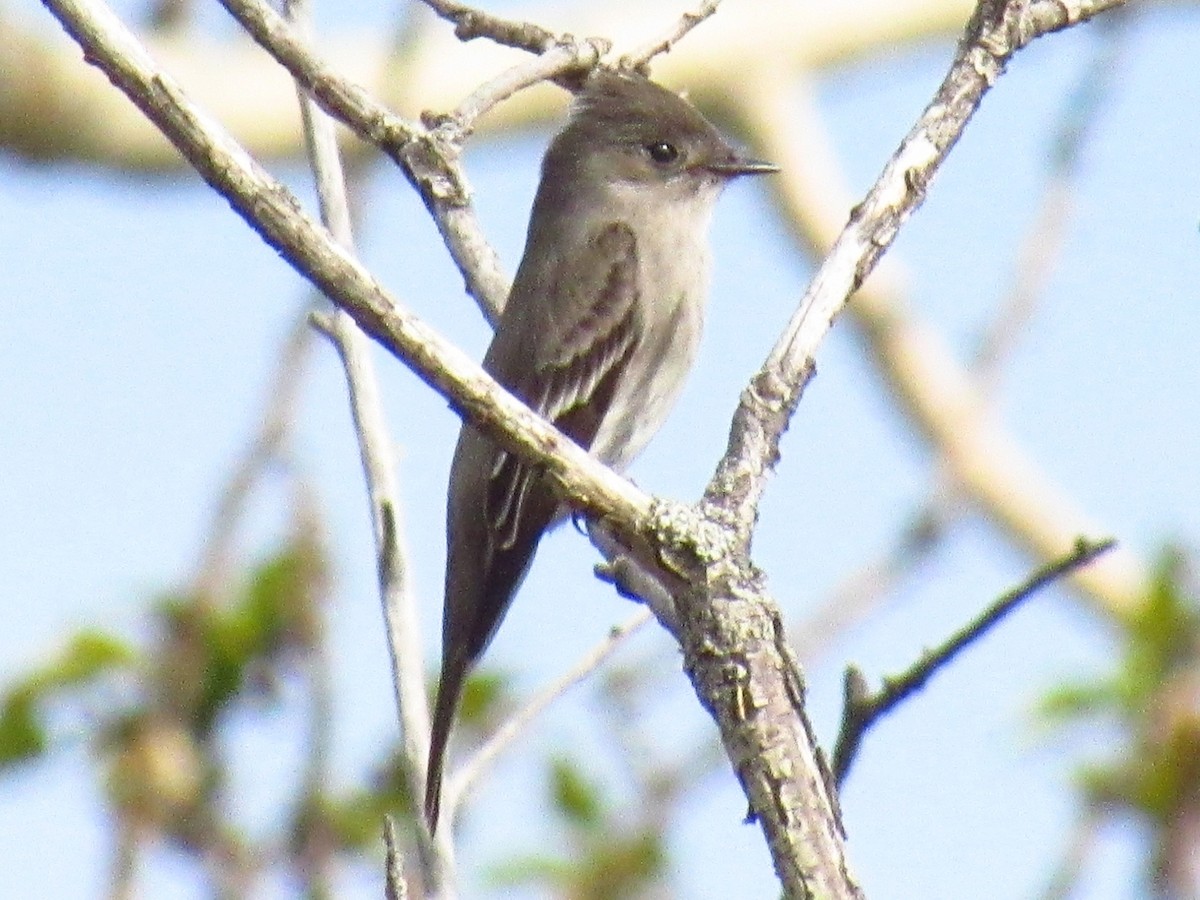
xmin=706 ymin=154 xmax=779 ymax=177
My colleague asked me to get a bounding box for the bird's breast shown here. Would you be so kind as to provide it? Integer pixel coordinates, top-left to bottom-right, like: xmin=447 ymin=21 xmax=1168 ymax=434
xmin=588 ymin=219 xmax=710 ymax=471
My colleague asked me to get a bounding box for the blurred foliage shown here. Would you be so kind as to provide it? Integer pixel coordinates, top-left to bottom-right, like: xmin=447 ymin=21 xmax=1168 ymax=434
xmin=458 ymin=669 xmax=514 ymax=733
xmin=0 ymin=630 xmax=138 ymax=765
xmin=2 ymin=505 xmax=667 ymax=898
xmin=0 ymin=524 xmax=341 ymax=889
xmin=13 ymin=516 xmax=1192 ymax=898
xmin=158 ymin=542 xmax=326 ymax=739
xmin=1042 ymin=547 xmax=1200 ymax=896
xmin=489 ymin=754 xmax=669 ymax=900
xmin=552 ymin=755 xmax=606 ymax=829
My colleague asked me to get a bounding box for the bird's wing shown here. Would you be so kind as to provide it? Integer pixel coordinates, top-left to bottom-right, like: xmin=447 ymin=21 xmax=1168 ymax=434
xmin=428 ymin=224 xmax=642 ymax=832
xmin=483 ymin=220 xmax=641 ymax=552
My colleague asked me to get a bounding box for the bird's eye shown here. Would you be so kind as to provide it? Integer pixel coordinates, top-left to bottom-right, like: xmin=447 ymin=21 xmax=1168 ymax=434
xmin=645 ymin=141 xmax=680 ymax=165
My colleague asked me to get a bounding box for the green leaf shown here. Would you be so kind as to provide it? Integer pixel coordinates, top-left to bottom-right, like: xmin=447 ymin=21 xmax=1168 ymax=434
xmin=1041 ymin=544 xmax=1200 ymax=892
xmin=550 ymin=756 xmax=605 ymax=829
xmin=50 ymin=631 xmax=138 ymax=686
xmin=458 ymin=671 xmax=510 ymax=728
xmin=0 ymin=629 xmax=138 ymax=769
xmin=1038 ymin=681 xmax=1117 ymax=723
xmin=314 ymin=790 xmax=389 ymax=852
xmin=576 ymin=830 xmax=666 ymax=899
xmin=0 ymin=692 xmax=46 ymax=766
xmin=165 ymin=543 xmax=323 ymax=734
xmin=241 ymin=550 xmax=306 ymax=648
xmin=486 ymin=854 xmax=574 ymax=888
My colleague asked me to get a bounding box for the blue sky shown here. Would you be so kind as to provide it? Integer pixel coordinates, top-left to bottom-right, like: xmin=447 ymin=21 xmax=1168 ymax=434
xmin=2 ymin=3 xmax=1199 ymax=898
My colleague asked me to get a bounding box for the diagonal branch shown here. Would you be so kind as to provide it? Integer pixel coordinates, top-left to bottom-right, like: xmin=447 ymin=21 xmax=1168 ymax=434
xmin=419 ymin=0 xmax=557 ymax=53
xmin=832 ymin=536 xmax=1117 ymax=785
xmin=278 ymin=0 xmax=452 ymax=887
xmin=41 ymin=0 xmax=653 ymax=544
xmin=216 ymin=0 xmax=606 ymax=325
xmin=793 ymin=21 xmax=1128 ymax=664
xmin=703 ymin=0 xmax=1130 ymax=550
xmin=619 ymin=0 xmax=726 ymax=71
xmin=443 ymin=608 xmax=653 ymax=821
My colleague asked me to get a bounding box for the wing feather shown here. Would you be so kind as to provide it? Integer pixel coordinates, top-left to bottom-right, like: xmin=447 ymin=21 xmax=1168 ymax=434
xmin=485 ymin=221 xmax=641 ymax=556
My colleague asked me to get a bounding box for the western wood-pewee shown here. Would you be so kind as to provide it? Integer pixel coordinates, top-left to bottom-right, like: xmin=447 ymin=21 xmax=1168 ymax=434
xmin=426 ymin=68 xmax=776 ymax=830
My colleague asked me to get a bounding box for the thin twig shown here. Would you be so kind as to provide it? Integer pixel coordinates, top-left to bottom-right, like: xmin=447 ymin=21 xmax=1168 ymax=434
xmin=308 ymin=321 xmax=447 ymax=877
xmin=442 ymin=608 xmax=653 ymax=824
xmin=216 ymin=0 xmax=509 ymax=320
xmin=620 ymin=0 xmax=725 ymax=71
xmin=589 ymin=519 xmax=685 ymax=637
xmin=383 ymin=816 xmax=409 ymax=900
xmin=832 ymin=536 xmax=1117 ymax=785
xmin=705 ymin=0 xmax=1131 ymax=553
xmin=280 ymin=0 xmax=449 ymax=887
xmin=419 ymin=0 xmax=556 ymax=53
xmin=438 ymin=38 xmax=608 ymax=140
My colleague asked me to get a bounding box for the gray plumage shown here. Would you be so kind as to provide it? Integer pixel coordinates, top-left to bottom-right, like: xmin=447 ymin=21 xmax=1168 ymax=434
xmin=426 ymin=69 xmax=776 ymax=831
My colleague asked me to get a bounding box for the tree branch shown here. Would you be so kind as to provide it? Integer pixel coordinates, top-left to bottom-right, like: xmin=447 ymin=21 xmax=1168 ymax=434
xmin=742 ymin=15 xmax=1148 ymax=620
xmin=832 ymin=536 xmax=1117 ymax=785
xmin=443 ymin=608 xmax=653 ymax=822
xmin=279 ymin=0 xmax=452 ymax=887
xmin=216 ymin=0 xmax=513 ymax=320
xmin=419 ymin=0 xmax=557 ymax=53
xmin=619 ymin=0 xmax=725 ymax=71
xmin=705 ymin=0 xmax=1130 ymax=551
xmin=215 ymin=0 xmax=606 ymax=325
xmin=793 ymin=24 xmax=1126 ymax=664
xmin=41 ymin=0 xmax=654 ymax=544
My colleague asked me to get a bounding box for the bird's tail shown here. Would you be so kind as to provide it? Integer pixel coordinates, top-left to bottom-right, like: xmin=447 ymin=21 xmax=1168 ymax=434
xmin=424 ymin=656 xmax=465 ymax=833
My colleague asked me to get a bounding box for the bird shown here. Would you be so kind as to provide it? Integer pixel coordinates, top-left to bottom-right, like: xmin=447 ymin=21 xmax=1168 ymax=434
xmin=425 ymin=67 xmax=777 ymax=831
